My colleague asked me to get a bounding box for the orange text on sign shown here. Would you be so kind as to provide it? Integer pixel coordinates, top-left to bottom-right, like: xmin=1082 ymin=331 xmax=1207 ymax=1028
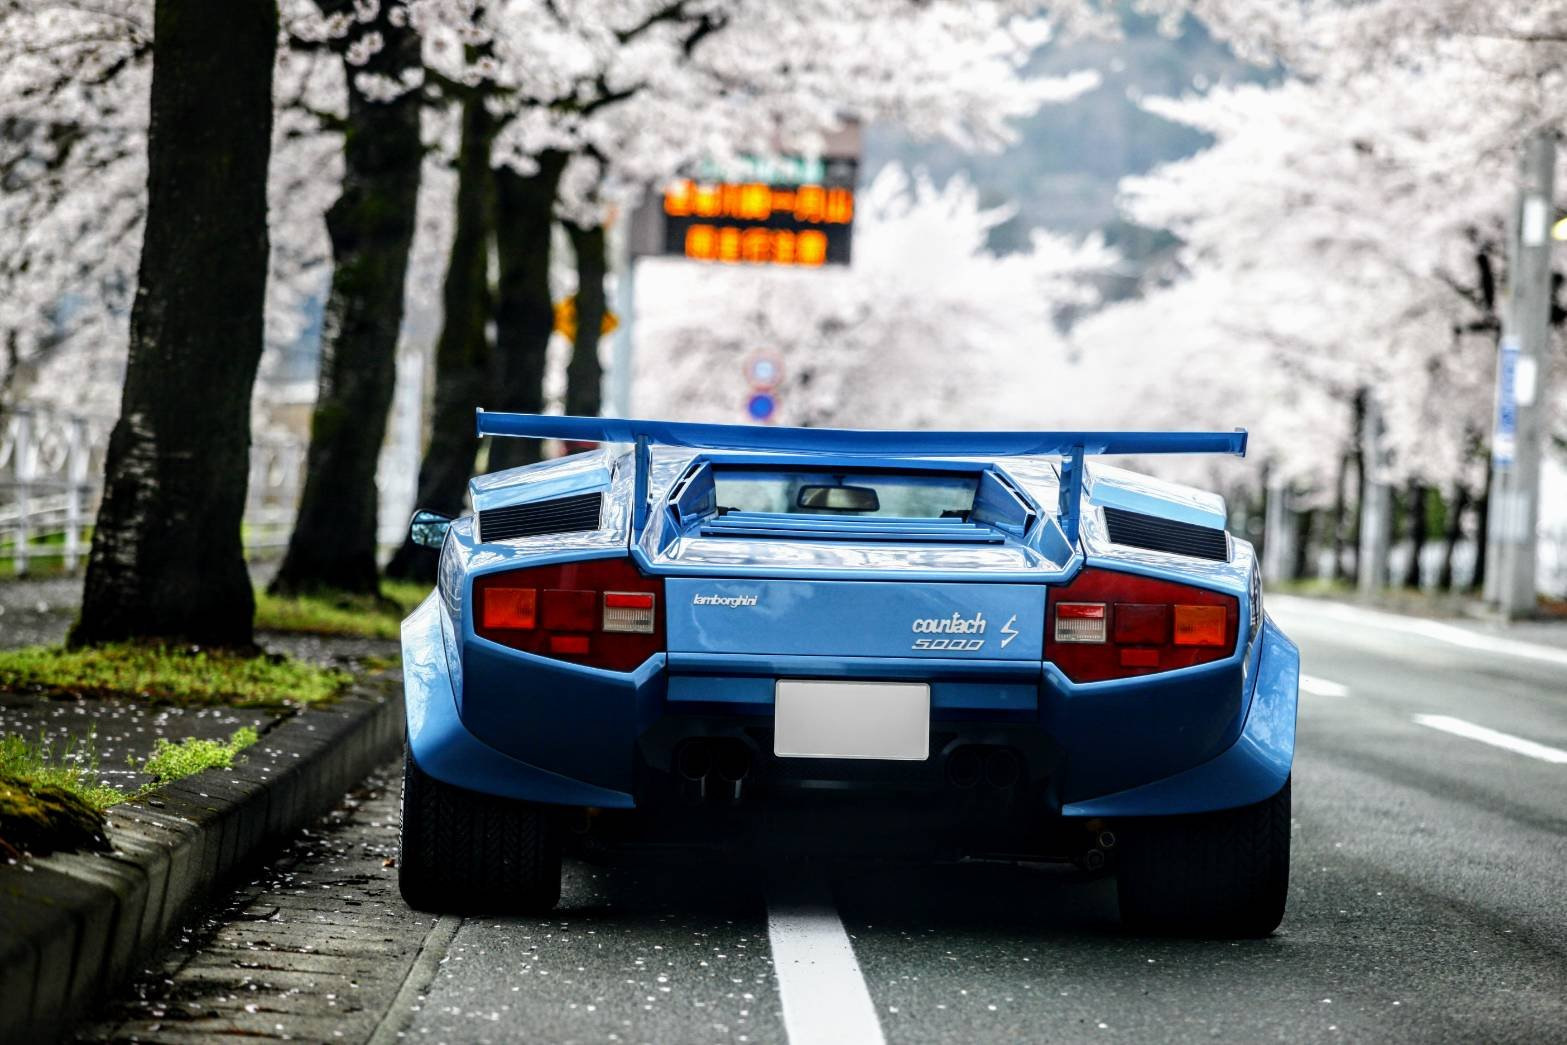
xmin=683 ymin=225 xmax=829 ymax=266
xmin=663 ymin=180 xmax=854 ymax=225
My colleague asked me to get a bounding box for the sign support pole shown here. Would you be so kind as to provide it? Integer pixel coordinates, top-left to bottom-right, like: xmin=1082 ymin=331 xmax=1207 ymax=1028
xmin=1489 ymin=130 xmax=1556 ymax=619
xmin=610 ymin=247 xmax=637 ymax=418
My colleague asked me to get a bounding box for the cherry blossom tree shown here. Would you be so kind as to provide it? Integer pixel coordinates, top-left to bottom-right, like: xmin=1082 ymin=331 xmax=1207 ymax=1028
xmin=1084 ymin=1 xmax=1567 ymax=586
xmin=380 ymin=0 xmax=1109 ymax=580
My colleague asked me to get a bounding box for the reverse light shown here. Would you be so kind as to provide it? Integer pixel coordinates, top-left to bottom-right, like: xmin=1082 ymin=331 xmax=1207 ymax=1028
xmin=1046 ymin=567 xmax=1238 ymax=683
xmin=603 ymin=591 xmax=656 ymax=633
xmin=473 ymin=559 xmax=663 ymax=672
xmin=1054 ymin=603 xmax=1107 ymax=643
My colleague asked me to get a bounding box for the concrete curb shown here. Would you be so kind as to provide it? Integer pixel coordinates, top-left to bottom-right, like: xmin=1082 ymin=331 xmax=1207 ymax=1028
xmin=0 ymin=678 xmax=405 ymax=1043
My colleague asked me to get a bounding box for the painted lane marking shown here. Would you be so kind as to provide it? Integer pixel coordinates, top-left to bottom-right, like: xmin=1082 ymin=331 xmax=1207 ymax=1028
xmin=767 ymin=874 xmax=886 ymax=1045
xmin=1270 ymin=596 xmax=1567 ymax=669
xmin=1413 ymin=714 xmax=1567 ymax=765
xmin=1299 ymin=674 xmax=1350 ymax=698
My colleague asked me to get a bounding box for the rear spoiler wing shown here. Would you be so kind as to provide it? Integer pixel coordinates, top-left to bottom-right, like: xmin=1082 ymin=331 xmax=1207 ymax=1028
xmin=476 ymin=410 xmax=1247 ymax=543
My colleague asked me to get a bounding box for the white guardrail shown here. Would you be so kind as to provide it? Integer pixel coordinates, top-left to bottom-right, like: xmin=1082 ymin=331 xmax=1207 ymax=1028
xmin=0 ymin=406 xmax=306 ymax=576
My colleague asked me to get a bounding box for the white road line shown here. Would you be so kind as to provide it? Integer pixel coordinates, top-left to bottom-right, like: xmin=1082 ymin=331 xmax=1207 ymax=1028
xmin=1270 ymin=595 xmax=1567 ymax=669
xmin=1413 ymin=714 xmax=1567 ymax=765
xmin=767 ymin=874 xmax=886 ymax=1045
xmin=1299 ymin=674 xmax=1350 ymax=698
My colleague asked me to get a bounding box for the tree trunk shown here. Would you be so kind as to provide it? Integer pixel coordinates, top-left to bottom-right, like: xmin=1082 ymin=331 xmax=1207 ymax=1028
xmin=563 ymin=220 xmax=607 ymax=418
xmin=72 ymin=0 xmax=276 ymax=648
xmin=383 ymin=94 xmax=495 ymax=583
xmin=1330 ymin=451 xmax=1350 ymax=582
xmin=1437 ymin=482 xmax=1469 ymax=592
xmin=270 ymin=4 xmax=422 ymax=597
xmin=1346 ymin=388 xmax=1367 ymax=585
xmin=489 ymin=150 xmax=569 ymax=473
xmin=1254 ymin=464 xmax=1270 ymax=574
xmin=1292 ymin=508 xmax=1314 ymax=581
xmin=1401 ymin=480 xmax=1427 ymax=589
xmin=1471 ymin=457 xmax=1493 ymax=594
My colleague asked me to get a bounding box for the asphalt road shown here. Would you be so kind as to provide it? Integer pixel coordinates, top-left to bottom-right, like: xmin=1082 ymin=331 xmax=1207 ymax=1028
xmin=85 ymin=596 xmax=1567 ymax=1044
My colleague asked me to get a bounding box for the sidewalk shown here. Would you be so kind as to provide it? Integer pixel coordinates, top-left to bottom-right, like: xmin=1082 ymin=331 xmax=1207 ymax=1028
xmin=0 ymin=568 xmax=411 ymax=1041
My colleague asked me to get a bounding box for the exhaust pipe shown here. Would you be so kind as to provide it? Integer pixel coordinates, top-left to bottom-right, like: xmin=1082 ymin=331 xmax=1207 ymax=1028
xmin=946 ymin=746 xmax=982 ymax=789
xmin=714 ymin=741 xmax=751 ymax=804
xmin=675 ymin=740 xmax=712 ymax=801
xmin=983 ymin=748 xmax=1020 ymax=790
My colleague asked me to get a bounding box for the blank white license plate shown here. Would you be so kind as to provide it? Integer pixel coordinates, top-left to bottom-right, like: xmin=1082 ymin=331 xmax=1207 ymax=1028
xmin=773 ymin=680 xmax=930 ymax=760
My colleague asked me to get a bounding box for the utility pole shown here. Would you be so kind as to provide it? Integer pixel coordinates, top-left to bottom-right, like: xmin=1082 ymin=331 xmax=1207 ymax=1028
xmin=1488 ymin=130 xmax=1556 ymax=620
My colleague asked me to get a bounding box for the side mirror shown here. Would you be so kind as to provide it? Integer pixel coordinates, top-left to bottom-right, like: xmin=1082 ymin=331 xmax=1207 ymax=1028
xmin=408 ymin=509 xmax=453 ymax=549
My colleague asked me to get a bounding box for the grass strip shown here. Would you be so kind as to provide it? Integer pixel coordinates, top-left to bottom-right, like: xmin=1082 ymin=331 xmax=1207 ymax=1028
xmin=253 ymin=579 xmax=429 ymax=640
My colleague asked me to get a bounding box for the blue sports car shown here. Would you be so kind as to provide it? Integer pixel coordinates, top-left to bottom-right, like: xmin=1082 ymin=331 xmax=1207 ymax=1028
xmin=398 ymin=411 xmax=1299 ymax=937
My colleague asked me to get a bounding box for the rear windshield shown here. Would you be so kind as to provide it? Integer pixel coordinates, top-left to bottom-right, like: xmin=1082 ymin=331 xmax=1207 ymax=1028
xmin=712 ymin=470 xmax=978 ymax=518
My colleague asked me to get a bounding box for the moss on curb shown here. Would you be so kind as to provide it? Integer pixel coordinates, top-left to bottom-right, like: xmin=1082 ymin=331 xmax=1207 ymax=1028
xmin=144 ymin=728 xmax=260 ymax=784
xmin=0 ymin=643 xmax=350 ymax=708
xmin=0 ymin=774 xmax=110 ymax=857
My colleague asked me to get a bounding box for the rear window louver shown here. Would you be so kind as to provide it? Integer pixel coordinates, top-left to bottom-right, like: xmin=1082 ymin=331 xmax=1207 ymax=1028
xmin=700 ymin=512 xmax=1004 ymax=544
xmin=478 ymin=491 xmax=602 ymax=543
xmin=1102 ymin=506 xmax=1229 ymax=562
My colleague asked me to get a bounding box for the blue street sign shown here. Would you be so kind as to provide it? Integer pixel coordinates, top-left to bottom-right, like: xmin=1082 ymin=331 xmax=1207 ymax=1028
xmin=1493 ymin=337 xmax=1519 ymax=468
xmin=746 ymin=392 xmax=776 ymax=422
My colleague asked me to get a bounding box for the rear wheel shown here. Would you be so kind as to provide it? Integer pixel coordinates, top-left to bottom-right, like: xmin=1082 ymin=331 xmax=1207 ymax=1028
xmin=398 ymin=749 xmax=562 ymax=914
xmin=1116 ymin=778 xmax=1290 ymax=938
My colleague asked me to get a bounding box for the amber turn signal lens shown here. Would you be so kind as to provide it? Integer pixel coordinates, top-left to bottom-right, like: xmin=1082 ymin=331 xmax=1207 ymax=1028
xmin=1173 ymin=604 xmax=1228 ymax=647
xmin=481 ymin=587 xmax=537 ymax=630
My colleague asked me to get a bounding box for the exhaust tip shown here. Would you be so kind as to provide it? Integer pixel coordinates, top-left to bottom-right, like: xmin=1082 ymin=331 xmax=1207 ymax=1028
xmin=714 ymin=741 xmax=751 ymax=783
xmin=984 ymin=748 xmax=1020 ymax=789
xmin=947 ymin=746 xmax=982 ymax=789
xmin=675 ymin=740 xmax=712 ymax=781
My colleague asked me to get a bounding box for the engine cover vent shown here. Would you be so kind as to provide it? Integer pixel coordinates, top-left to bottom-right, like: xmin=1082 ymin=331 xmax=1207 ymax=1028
xmin=1102 ymin=506 xmax=1229 ymax=562
xmin=479 ymin=491 xmax=603 ymax=543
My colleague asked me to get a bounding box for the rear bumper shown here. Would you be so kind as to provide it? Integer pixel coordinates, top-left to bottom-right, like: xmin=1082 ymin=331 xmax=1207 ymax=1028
xmin=402 ymin=595 xmax=1298 ymax=820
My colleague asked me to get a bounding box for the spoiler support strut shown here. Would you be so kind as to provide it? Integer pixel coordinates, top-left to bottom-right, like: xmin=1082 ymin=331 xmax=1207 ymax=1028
xmin=476 ymin=410 xmax=1247 ymax=547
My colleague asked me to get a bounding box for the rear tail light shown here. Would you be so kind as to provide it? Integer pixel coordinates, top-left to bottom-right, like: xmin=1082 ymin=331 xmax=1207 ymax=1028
xmin=482 ymin=587 xmax=537 ymax=630
xmin=473 ymin=558 xmax=663 ymax=672
xmin=1046 ymin=567 xmax=1238 ymax=683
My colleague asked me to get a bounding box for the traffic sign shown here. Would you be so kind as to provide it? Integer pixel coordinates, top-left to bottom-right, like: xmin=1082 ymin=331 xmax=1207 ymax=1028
xmin=1493 ymin=336 xmax=1519 ymax=468
xmin=553 ymin=296 xmax=620 ymax=341
xmin=746 ymin=392 xmax=777 ymax=422
xmin=745 ymin=353 xmax=783 ymax=390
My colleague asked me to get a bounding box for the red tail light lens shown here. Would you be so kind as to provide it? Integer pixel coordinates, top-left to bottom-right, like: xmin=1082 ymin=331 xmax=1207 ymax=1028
xmin=473 ymin=559 xmax=663 ymax=672
xmin=1047 ymin=568 xmax=1237 ymax=683
xmin=482 ymin=587 xmax=537 ymax=630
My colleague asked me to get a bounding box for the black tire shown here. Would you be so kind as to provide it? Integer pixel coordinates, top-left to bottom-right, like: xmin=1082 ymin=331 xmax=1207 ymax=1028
xmin=1116 ymin=777 xmax=1290 ymax=938
xmin=398 ymin=749 xmax=562 ymax=914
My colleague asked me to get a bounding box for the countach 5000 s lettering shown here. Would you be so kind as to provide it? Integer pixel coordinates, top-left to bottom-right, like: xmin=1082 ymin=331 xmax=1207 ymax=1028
xmin=396 ymin=411 xmax=1299 ymax=939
